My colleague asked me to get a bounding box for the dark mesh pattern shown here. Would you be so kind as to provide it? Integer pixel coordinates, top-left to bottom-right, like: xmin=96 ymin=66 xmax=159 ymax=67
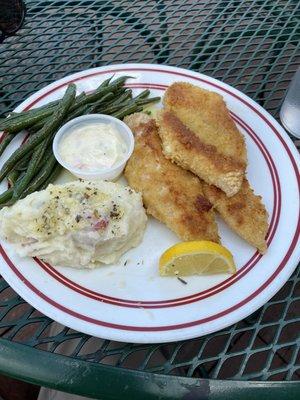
xmin=0 ymin=0 xmax=299 ymax=382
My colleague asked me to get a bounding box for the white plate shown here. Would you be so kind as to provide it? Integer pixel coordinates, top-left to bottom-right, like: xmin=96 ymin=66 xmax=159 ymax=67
xmin=0 ymin=64 xmax=299 ymax=343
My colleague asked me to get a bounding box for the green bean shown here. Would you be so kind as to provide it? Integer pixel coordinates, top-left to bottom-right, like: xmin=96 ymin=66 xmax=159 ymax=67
xmin=0 ymin=172 xmax=25 ymax=205
xmin=135 ymin=96 xmax=161 ymax=106
xmin=106 ymin=90 xmax=132 ymax=107
xmin=3 ymin=102 xmax=57 ymax=124
xmin=28 ymin=120 xmax=47 ymax=133
xmin=112 ymin=104 xmax=143 ymax=119
xmin=12 ymin=140 xmax=47 ymax=199
xmin=96 ymin=93 xmax=132 ymax=114
xmin=22 ymin=101 xmax=58 ymax=114
xmin=66 ymin=104 xmax=91 ymax=120
xmin=27 ymin=156 xmax=57 ymax=191
xmin=10 ymin=92 xmax=86 ymax=132
xmin=39 ymin=163 xmax=62 ymax=190
xmin=109 ymin=75 xmax=133 ymax=87
xmin=87 ymin=93 xmax=121 ymax=114
xmin=26 ymin=147 xmax=52 ymax=179
xmin=98 ymin=76 xmax=114 ymax=87
xmin=85 ymin=92 xmax=116 ymax=112
xmin=68 ymin=78 xmax=129 ymax=112
xmin=98 ymin=100 xmax=133 ymax=115
xmin=117 ymin=89 xmax=133 ymax=101
xmin=59 ymin=91 xmax=116 ymax=119
xmin=0 ymin=83 xmax=76 ymax=183
xmin=7 ymin=170 xmax=20 ymax=187
xmin=57 ymin=92 xmax=87 ymax=114
xmin=0 ymin=107 xmax=57 ymax=134
xmin=67 ymin=81 xmax=118 ymax=112
xmin=70 ymin=77 xmax=113 ymax=108
xmin=87 ymin=103 xmax=102 ymax=115
xmin=100 ymin=95 xmax=159 ymax=116
xmin=0 ymin=76 xmax=129 ymax=134
xmin=0 ymin=76 xmax=142 ymax=195
xmin=0 ymin=92 xmax=86 ymax=131
xmin=15 ymin=152 xmax=32 ymax=171
xmin=101 ymin=89 xmax=127 ymax=106
xmin=133 ymin=90 xmax=151 ymax=100
xmin=29 ymin=103 xmax=92 ymax=133
xmin=0 ymin=132 xmax=14 ymax=157
xmin=35 ymin=88 xmax=125 ymax=122
xmin=0 ymin=187 xmax=13 ymax=205
xmin=20 ymin=154 xmax=57 ymax=198
xmin=13 ymin=121 xmax=61 ymax=199
xmin=64 ymin=77 xmax=112 ymax=113
xmin=99 ymin=91 xmax=117 ymax=103
xmin=19 ymin=143 xmax=52 ymax=180
xmin=108 ymin=87 xmax=127 ymax=98
xmin=40 ymin=142 xmax=55 ymax=162
xmin=12 ymin=83 xmax=77 ymax=198
xmin=0 ymin=92 xmax=85 ymax=134
xmin=102 ymin=95 xmax=159 ymax=116
xmin=8 ymin=76 xmax=108 ymax=122
xmin=9 ymin=104 xmax=57 ymax=120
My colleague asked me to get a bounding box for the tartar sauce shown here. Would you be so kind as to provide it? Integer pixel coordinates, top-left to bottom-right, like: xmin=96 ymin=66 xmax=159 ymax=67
xmin=59 ymin=123 xmax=127 ymax=171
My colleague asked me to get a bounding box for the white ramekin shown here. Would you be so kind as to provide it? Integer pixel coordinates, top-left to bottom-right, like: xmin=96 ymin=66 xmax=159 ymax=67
xmin=53 ymin=114 xmax=134 ymax=181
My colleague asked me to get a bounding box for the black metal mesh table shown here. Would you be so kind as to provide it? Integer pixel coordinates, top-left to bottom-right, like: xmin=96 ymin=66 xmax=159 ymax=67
xmin=0 ymin=1 xmax=299 ymax=398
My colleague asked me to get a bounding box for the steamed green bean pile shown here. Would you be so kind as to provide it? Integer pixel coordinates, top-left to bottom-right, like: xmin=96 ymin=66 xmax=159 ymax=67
xmin=0 ymin=76 xmax=160 ymax=207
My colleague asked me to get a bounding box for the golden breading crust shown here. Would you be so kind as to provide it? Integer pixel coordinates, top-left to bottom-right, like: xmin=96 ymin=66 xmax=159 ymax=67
xmin=158 ymin=82 xmax=247 ymax=197
xmin=124 ymin=113 xmax=220 ymax=243
xmin=202 ymin=179 xmax=269 ymax=253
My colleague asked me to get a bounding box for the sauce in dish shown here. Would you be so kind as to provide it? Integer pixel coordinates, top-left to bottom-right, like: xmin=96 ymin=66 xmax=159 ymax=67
xmin=59 ymin=122 xmax=128 ymax=171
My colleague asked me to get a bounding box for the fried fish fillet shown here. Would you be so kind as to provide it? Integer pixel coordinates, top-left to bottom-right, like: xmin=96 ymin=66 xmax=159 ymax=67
xmin=124 ymin=113 xmax=219 ymax=243
xmin=158 ymin=82 xmax=247 ymax=197
xmin=202 ymin=179 xmax=269 ymax=253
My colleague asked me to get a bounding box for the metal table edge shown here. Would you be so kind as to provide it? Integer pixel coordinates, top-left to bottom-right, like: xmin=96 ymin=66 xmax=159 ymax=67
xmin=0 ymin=338 xmax=299 ymax=400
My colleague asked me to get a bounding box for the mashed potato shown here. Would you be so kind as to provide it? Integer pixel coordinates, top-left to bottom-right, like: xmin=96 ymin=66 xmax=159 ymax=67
xmin=0 ymin=180 xmax=147 ymax=268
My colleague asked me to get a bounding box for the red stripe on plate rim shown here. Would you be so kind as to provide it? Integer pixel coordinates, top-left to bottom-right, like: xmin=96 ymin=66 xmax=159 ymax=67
xmin=15 ymin=79 xmax=280 ymax=308
xmin=1 ymin=219 xmax=299 ymax=331
xmin=0 ymin=66 xmax=298 ymax=332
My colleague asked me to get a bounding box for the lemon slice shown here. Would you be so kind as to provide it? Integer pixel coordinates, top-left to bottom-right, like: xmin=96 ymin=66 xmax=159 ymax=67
xmin=159 ymin=241 xmax=236 ymax=276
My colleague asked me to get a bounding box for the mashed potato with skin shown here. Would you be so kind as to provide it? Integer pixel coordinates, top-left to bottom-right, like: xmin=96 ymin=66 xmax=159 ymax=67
xmin=0 ymin=180 xmax=147 ymax=268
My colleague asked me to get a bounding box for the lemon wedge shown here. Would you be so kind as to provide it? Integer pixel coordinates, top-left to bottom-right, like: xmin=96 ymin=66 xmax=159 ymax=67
xmin=159 ymin=241 xmax=236 ymax=276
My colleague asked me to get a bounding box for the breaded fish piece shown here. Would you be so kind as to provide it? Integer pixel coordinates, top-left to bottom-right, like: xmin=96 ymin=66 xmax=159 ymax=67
xmin=124 ymin=113 xmax=219 ymax=243
xmin=202 ymin=179 xmax=269 ymax=253
xmin=158 ymin=82 xmax=247 ymax=197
